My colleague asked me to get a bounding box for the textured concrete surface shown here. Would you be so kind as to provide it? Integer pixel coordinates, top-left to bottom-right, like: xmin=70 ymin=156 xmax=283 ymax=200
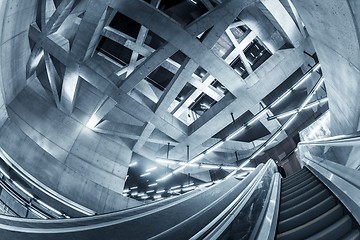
xmin=293 ymin=0 xmax=360 ymax=165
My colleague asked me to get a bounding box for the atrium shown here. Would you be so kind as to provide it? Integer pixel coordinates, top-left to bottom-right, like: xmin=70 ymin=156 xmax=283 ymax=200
xmin=0 ymin=0 xmax=359 ymax=239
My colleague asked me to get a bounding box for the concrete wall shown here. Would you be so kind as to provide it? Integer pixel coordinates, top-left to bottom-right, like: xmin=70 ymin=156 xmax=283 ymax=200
xmin=292 ymin=0 xmax=360 ymax=136
xmin=0 ymin=0 xmax=38 ymax=128
xmin=292 ymin=0 xmax=360 ymax=166
xmin=0 ymin=1 xmax=141 ymax=213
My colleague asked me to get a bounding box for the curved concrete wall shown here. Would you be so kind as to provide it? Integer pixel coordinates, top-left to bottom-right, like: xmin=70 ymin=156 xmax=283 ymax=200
xmin=293 ymin=0 xmax=360 ymax=135
xmin=292 ymin=0 xmax=360 ymax=166
xmin=0 ymin=1 xmax=140 ymax=213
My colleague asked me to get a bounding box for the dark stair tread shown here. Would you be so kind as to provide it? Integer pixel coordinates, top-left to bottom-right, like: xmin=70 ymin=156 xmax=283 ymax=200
xmin=279 ymin=188 xmax=330 ymax=220
xmin=282 ymin=173 xmax=313 ymax=190
xmin=281 ymin=174 xmax=316 ymax=196
xmin=276 ymin=204 xmax=343 ymax=240
xmin=278 ymin=195 xmax=336 ymax=233
xmin=340 ymin=229 xmax=360 ymax=240
xmin=305 ymin=215 xmax=352 ymax=240
xmin=280 ymin=183 xmax=325 ymax=211
xmin=281 ymin=177 xmax=320 ymax=203
xmin=282 ymin=170 xmax=311 ymax=185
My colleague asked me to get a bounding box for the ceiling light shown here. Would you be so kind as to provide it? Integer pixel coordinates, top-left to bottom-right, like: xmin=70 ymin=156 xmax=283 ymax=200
xmin=189 ymin=153 xmax=205 ymax=163
xmin=156 ymin=158 xmax=176 ymax=164
xmin=201 ymin=164 xmax=220 ymax=169
xmin=148 ymin=183 xmax=158 ymax=187
xmin=141 ymin=195 xmax=149 ymax=199
xmin=271 ymin=90 xmax=292 ymax=108
xmin=206 ymin=141 xmax=224 ymax=154
xmin=179 ymin=162 xmax=199 ymax=167
xmin=129 ymin=162 xmax=137 ymax=167
xmin=154 ymin=195 xmax=162 ymax=199
xmin=146 ymin=167 xmax=157 ymax=172
xmin=130 ymin=186 xmax=138 ymax=190
xmin=190 ymin=0 xmax=197 ymax=4
xmin=146 ymin=190 xmax=155 ymax=193
xmin=156 ymin=189 xmax=165 ymax=193
xmin=248 ymin=110 xmax=268 ymax=125
xmin=170 ymin=185 xmax=181 ymax=190
xmin=182 ymin=183 xmax=194 ymax=188
xmin=226 ymin=126 xmax=246 ymax=141
xmin=173 ymin=166 xmax=186 ymax=173
xmin=182 ymin=186 xmax=195 ymax=191
xmin=123 ymin=189 xmax=130 ymax=193
xmin=140 ymin=172 xmax=151 ymax=177
xmin=198 ymin=182 xmax=213 ymax=188
xmin=221 ymin=166 xmax=238 ymax=170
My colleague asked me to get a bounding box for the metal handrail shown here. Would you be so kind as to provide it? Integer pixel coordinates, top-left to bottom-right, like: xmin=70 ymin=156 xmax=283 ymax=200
xmin=298 ymin=131 xmax=360 ymax=147
xmin=302 ymin=155 xmax=360 ymax=225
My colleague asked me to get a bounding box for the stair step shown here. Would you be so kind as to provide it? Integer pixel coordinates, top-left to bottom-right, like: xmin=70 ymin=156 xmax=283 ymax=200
xmin=340 ymin=229 xmax=360 ymax=240
xmin=281 ymin=177 xmax=319 ymax=203
xmin=282 ymin=172 xmax=313 ymax=190
xmin=278 ymin=196 xmax=336 ymax=233
xmin=281 ymin=183 xmax=325 ymax=211
xmin=276 ymin=204 xmax=343 ymax=240
xmin=306 ymin=215 xmax=352 ymax=240
xmin=281 ymin=175 xmax=316 ymax=196
xmin=279 ymin=188 xmax=330 ymax=221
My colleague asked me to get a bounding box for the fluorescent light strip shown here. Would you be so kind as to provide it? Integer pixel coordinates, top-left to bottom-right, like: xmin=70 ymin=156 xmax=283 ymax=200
xmin=173 ymin=166 xmax=186 ymax=173
xmin=146 ymin=167 xmax=157 ymax=172
xmin=182 ymin=186 xmax=195 ymax=191
xmin=179 ymin=162 xmax=199 ymax=167
xmin=206 ymin=141 xmax=224 ymax=154
xmin=276 ymin=109 xmax=298 ymax=119
xmin=13 ymin=181 xmax=34 ymax=198
xmin=148 ymin=183 xmax=158 ymax=187
xmin=129 ymin=162 xmax=137 ymax=167
xmin=170 ymin=185 xmax=181 ymax=189
xmin=155 ymin=158 xmax=176 ymax=164
xmin=141 ymin=195 xmax=149 ymax=199
xmin=201 ymin=164 xmax=220 ymax=169
xmin=189 ymin=153 xmax=205 ymax=163
xmin=146 ymin=190 xmax=155 ymax=194
xmin=153 ymin=195 xmax=162 ymax=199
xmin=282 ymin=113 xmax=298 ymax=130
xmin=123 ymin=189 xmax=130 ymax=193
xmin=271 ymin=90 xmax=292 ymax=108
xmin=140 ymin=172 xmax=151 ymax=177
xmin=221 ymin=166 xmax=238 ymax=170
xmin=226 ymin=126 xmax=246 ymax=141
xmin=156 ymin=189 xmax=165 ymax=193
xmin=198 ymin=182 xmax=213 ymax=188
xmin=130 ymin=186 xmax=138 ymax=190
xmin=248 ymin=109 xmax=268 ymax=125
xmin=182 ymin=183 xmax=194 ymax=188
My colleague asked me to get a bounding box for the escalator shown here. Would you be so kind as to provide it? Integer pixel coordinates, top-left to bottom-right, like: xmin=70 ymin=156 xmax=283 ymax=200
xmin=276 ymin=168 xmax=360 ymax=240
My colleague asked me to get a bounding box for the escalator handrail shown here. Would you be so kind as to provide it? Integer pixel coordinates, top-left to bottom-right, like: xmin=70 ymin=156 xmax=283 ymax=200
xmin=193 ymin=160 xmax=277 ymax=240
xmin=254 ymin=172 xmax=281 ymax=240
xmin=303 ymin=156 xmax=360 ymax=225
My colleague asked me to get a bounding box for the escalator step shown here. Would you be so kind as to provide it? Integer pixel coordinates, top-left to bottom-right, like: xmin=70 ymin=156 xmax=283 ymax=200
xmin=280 ymin=183 xmax=325 ymax=211
xmin=282 ymin=172 xmax=313 ymax=190
xmin=281 ymin=177 xmax=319 ymax=203
xmin=281 ymin=175 xmax=316 ymax=196
xmin=283 ymin=168 xmax=308 ymax=181
xmin=276 ymin=204 xmax=343 ymax=240
xmin=278 ymin=196 xmax=336 ymax=233
xmin=340 ymin=229 xmax=360 ymax=240
xmin=282 ymin=170 xmax=308 ymax=183
xmin=306 ymin=215 xmax=352 ymax=240
xmin=279 ymin=188 xmax=330 ymax=220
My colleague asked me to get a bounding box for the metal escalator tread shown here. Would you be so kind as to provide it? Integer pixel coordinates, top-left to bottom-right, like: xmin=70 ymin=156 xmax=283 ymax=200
xmin=305 ymin=215 xmax=352 ymax=240
xmin=281 ymin=175 xmax=316 ymax=196
xmin=282 ymin=171 xmax=312 ymax=188
xmin=280 ymin=183 xmax=325 ymax=211
xmin=279 ymin=188 xmax=330 ymax=221
xmin=281 ymin=177 xmax=320 ymax=203
xmin=282 ymin=173 xmax=313 ymax=191
xmin=340 ymin=229 xmax=360 ymax=240
xmin=278 ymin=195 xmax=336 ymax=233
xmin=276 ymin=204 xmax=343 ymax=240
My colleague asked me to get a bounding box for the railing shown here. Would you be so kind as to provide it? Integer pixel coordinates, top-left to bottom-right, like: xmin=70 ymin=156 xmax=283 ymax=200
xmin=192 ymin=159 xmax=279 ymax=239
xmin=301 ymin=154 xmax=360 ymax=225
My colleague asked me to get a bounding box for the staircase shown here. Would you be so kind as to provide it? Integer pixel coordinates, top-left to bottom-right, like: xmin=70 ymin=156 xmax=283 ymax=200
xmin=276 ymin=168 xmax=360 ymax=240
